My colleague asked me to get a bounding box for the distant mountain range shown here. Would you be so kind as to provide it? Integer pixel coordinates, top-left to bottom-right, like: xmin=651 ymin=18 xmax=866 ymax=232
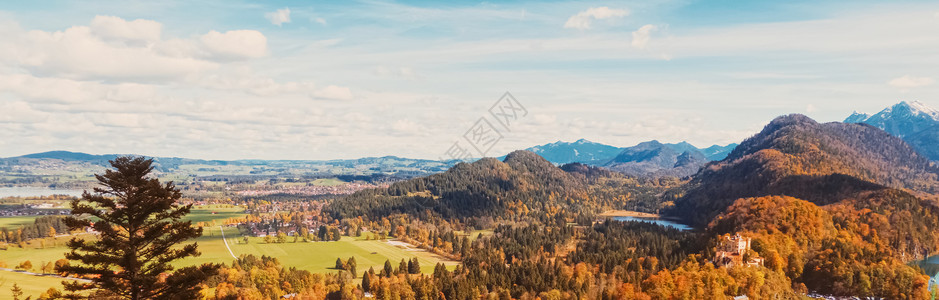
xmin=3 ymin=136 xmax=738 ymax=185
xmin=525 ymin=139 xmax=623 ymax=164
xmin=0 ymin=151 xmax=457 ymax=186
xmin=845 ymin=100 xmax=939 ymax=160
xmin=524 ymin=139 xmax=738 ymax=178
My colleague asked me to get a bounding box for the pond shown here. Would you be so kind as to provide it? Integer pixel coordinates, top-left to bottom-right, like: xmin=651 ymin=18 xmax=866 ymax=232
xmin=0 ymin=186 xmax=86 ymax=198
xmin=612 ymin=216 xmax=693 ymax=231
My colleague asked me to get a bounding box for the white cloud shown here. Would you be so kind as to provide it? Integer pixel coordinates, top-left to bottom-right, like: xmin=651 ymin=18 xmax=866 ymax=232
xmin=312 ymin=85 xmax=353 ymax=100
xmin=265 ymin=8 xmax=291 ymax=26
xmin=564 ymin=7 xmax=629 ymax=30
xmin=0 ymin=16 xmax=270 ymax=81
xmin=314 ymin=17 xmax=327 ymax=25
xmin=89 ymin=15 xmax=162 ymax=43
xmin=189 ymin=67 xmax=353 ymax=98
xmin=200 ymin=30 xmax=268 ymax=60
xmin=631 ymin=24 xmax=657 ymax=49
xmin=806 ymin=104 xmax=817 ymax=113
xmin=0 ymin=102 xmax=48 ymax=123
xmin=92 ymin=113 xmax=144 ymax=128
xmin=373 ymin=66 xmax=420 ymax=79
xmin=0 ymin=73 xmax=156 ymax=103
xmin=391 ymin=119 xmax=426 ymax=136
xmin=888 ymin=75 xmax=934 ymax=88
xmin=0 ymin=24 xmax=215 ymax=81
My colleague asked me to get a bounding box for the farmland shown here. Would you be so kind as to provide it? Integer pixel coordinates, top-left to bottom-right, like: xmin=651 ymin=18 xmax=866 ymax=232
xmin=0 ymin=268 xmax=67 ymax=298
xmin=0 ymin=205 xmax=457 ymax=298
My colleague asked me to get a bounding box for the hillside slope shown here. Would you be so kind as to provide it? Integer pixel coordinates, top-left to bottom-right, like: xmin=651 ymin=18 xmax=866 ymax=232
xmin=670 ymin=114 xmax=939 ymax=226
xmin=672 ymin=114 xmax=939 ymax=297
xmin=326 ymin=150 xmax=593 ymax=221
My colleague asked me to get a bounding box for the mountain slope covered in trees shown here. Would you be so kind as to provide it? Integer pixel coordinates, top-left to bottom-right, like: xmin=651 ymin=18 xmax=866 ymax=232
xmin=670 ymin=114 xmax=939 ymax=226
xmin=326 ymin=150 xmax=683 ymax=223
xmin=661 ymin=114 xmax=939 ymax=297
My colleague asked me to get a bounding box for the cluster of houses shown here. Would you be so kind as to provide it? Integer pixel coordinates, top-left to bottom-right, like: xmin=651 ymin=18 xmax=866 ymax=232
xmin=236 ymin=182 xmax=386 ymax=197
xmin=0 ymin=206 xmax=69 ymax=218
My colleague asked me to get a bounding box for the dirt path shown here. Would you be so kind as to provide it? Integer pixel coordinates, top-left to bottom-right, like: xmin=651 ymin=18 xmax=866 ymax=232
xmin=0 ymin=268 xmax=91 ymax=282
xmin=219 ymin=226 xmax=237 ymax=259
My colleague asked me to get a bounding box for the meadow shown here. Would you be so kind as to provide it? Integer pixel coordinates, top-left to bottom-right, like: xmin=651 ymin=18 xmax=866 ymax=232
xmin=0 ymin=205 xmax=457 ymax=298
xmin=0 ymin=216 xmax=35 ymax=229
xmin=0 ymin=269 xmax=66 ymax=299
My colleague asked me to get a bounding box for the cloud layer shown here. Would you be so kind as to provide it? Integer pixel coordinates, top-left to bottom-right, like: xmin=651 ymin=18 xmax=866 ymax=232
xmin=0 ymin=2 xmax=937 ymax=160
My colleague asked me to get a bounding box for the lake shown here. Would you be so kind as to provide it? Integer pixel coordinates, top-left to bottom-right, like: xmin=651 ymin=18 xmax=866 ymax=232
xmin=612 ymin=216 xmax=693 ymax=231
xmin=0 ymin=187 xmax=87 ymax=198
xmin=916 ymin=255 xmax=939 ymax=288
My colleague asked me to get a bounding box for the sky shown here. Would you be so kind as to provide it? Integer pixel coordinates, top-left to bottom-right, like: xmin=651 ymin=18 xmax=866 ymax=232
xmin=1 ymin=0 xmax=938 ymax=160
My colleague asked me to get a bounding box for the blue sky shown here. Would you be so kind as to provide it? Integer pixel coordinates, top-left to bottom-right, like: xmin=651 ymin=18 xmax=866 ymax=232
xmin=0 ymin=0 xmax=937 ymax=160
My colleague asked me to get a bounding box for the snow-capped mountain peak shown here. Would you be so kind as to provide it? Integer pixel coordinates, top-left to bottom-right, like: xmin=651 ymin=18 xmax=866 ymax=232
xmin=845 ymin=100 xmax=939 ymax=139
xmin=902 ymin=101 xmax=939 ymax=118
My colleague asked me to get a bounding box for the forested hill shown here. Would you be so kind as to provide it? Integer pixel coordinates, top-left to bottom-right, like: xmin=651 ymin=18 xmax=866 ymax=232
xmin=326 ymin=150 xmax=596 ymax=222
xmin=669 ymin=114 xmax=939 ymax=226
xmin=325 ymin=150 xmax=684 ymax=223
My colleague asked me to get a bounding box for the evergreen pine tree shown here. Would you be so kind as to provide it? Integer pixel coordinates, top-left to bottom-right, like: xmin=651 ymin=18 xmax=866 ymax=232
xmin=398 ymin=259 xmax=408 ymax=274
xmin=409 ymin=258 xmax=421 ymax=274
xmin=382 ymin=260 xmax=393 ymax=277
xmin=57 ymin=157 xmax=219 ymax=299
xmin=335 ymin=257 xmax=345 ymax=270
xmin=361 ymin=272 xmax=371 ymax=293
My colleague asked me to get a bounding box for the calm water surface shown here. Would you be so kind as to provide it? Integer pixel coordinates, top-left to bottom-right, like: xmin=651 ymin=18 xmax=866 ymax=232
xmin=612 ymin=216 xmax=693 ymax=231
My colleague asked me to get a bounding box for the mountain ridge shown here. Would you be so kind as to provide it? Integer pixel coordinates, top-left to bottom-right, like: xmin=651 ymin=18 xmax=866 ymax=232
xmin=845 ymin=101 xmax=939 ymax=160
xmin=671 ymin=113 xmax=939 ymax=226
xmin=523 ymin=139 xmax=738 ymax=177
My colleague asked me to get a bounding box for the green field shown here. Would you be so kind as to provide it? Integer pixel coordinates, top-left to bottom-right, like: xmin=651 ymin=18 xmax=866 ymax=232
xmin=0 ymin=216 xmax=36 ymax=229
xmin=0 ymin=205 xmax=457 ymax=298
xmin=0 ymin=228 xmax=456 ymax=274
xmin=309 ymin=178 xmax=347 ymax=186
xmin=183 ymin=205 xmax=245 ymax=224
xmin=219 ymin=230 xmax=456 ymax=274
xmin=0 ymin=269 xmax=68 ymax=299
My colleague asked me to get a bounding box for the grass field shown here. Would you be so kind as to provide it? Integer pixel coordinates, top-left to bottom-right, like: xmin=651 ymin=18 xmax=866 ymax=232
xmin=0 ymin=216 xmax=36 ymax=229
xmin=0 ymin=228 xmax=457 ymax=274
xmin=0 ymin=269 xmax=68 ymax=299
xmin=0 ymin=205 xmax=458 ymax=298
xmin=184 ymin=205 xmax=245 ymax=224
xmin=309 ymin=178 xmax=347 ymax=186
xmin=237 ymin=235 xmax=457 ymax=274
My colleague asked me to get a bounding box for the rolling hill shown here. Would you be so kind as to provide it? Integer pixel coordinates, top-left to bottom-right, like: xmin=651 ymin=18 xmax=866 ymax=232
xmin=326 ymin=150 xmax=592 ymax=221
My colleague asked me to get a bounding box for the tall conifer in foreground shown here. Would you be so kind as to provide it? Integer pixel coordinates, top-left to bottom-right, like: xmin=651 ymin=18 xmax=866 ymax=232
xmin=57 ymin=156 xmax=218 ymax=299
